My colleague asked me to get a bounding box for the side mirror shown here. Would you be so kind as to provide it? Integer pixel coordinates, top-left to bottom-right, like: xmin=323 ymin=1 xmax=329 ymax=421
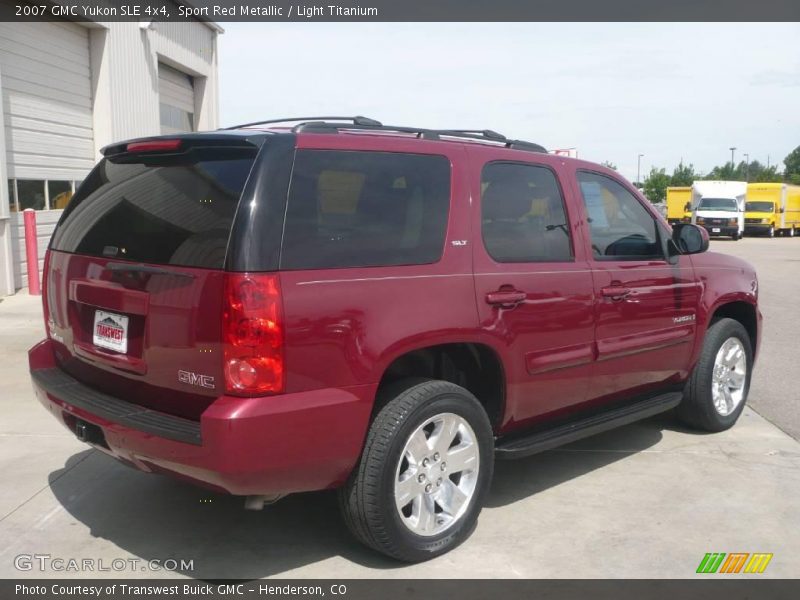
xmin=672 ymin=223 xmax=709 ymax=255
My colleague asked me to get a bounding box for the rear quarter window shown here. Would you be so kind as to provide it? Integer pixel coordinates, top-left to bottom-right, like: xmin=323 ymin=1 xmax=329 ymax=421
xmin=280 ymin=150 xmax=451 ymax=270
xmin=50 ymin=148 xmax=257 ymax=269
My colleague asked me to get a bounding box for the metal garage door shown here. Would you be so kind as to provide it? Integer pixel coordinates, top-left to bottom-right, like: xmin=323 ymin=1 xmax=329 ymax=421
xmin=0 ymin=20 xmax=94 ymax=289
xmin=158 ymin=63 xmax=195 ymax=134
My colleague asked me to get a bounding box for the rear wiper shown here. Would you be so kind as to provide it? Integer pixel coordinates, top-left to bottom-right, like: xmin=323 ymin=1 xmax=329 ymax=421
xmin=106 ymin=263 xmax=195 ymax=279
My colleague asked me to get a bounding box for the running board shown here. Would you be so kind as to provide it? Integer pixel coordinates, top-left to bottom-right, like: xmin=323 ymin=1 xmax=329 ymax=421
xmin=495 ymin=392 xmax=682 ymax=459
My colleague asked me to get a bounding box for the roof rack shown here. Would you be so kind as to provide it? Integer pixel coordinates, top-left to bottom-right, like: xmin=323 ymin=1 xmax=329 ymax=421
xmin=223 ymin=117 xmax=547 ymax=154
xmin=221 ymin=115 xmax=383 ymax=130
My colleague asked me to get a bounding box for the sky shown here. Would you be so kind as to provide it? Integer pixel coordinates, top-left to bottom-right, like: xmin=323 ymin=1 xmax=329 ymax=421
xmin=218 ymin=23 xmax=799 ymax=183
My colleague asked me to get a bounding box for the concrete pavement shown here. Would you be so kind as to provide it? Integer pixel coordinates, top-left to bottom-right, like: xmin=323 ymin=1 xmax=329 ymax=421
xmin=0 ymin=237 xmax=798 ymax=579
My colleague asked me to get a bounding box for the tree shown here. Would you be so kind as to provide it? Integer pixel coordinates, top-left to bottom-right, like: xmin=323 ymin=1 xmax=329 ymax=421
xmin=642 ymin=167 xmax=670 ymax=203
xmin=601 ymin=160 xmax=617 ymax=170
xmin=670 ymin=162 xmax=697 ymax=186
xmin=784 ymin=146 xmax=800 ymax=184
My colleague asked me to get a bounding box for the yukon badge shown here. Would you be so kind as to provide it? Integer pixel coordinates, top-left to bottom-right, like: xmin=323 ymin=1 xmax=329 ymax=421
xmin=178 ymin=370 xmax=216 ymax=389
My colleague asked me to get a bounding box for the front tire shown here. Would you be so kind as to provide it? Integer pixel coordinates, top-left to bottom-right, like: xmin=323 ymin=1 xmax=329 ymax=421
xmin=677 ymin=318 xmax=753 ymax=432
xmin=339 ymin=380 xmax=494 ymax=562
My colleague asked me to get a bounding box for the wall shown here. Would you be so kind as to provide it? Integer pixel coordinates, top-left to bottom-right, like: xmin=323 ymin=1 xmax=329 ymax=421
xmin=1 ymin=18 xmax=220 ymax=294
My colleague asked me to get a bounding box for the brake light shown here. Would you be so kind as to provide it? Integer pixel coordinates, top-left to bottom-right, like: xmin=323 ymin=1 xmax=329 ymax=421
xmin=126 ymin=139 xmax=182 ymax=153
xmin=222 ymin=273 xmax=284 ymax=395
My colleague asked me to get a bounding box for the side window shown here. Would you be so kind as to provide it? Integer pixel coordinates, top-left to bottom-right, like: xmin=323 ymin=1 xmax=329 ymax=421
xmin=281 ymin=150 xmax=450 ymax=270
xmin=481 ymin=162 xmax=573 ymax=262
xmin=577 ymin=171 xmax=662 ymax=260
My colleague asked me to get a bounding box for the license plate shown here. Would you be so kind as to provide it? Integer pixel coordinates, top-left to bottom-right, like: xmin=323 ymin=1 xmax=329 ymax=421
xmin=712 ymin=228 xmax=721 ymax=233
xmin=93 ymin=310 xmax=128 ymax=354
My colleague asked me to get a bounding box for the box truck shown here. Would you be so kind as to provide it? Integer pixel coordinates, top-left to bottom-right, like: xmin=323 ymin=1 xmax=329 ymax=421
xmin=744 ymin=183 xmax=800 ymax=237
xmin=666 ymin=186 xmax=692 ymax=225
xmin=691 ymin=181 xmax=747 ymax=240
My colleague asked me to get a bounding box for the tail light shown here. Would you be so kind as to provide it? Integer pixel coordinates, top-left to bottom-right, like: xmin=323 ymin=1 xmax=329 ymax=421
xmin=41 ymin=249 xmax=51 ymax=337
xmin=222 ymin=273 xmax=284 ymax=395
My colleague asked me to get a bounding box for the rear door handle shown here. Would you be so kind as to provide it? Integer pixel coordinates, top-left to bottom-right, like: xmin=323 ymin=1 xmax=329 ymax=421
xmin=486 ymin=289 xmax=527 ymax=308
xmin=601 ymin=285 xmax=631 ymax=301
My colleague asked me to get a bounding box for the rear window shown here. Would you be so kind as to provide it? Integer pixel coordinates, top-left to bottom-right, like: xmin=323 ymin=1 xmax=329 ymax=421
xmin=280 ymin=150 xmax=451 ymax=270
xmin=50 ymin=148 xmax=257 ymax=269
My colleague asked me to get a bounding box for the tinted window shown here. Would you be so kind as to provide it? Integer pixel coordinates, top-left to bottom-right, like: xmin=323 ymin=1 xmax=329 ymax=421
xmin=577 ymin=171 xmax=662 ymax=260
xmin=481 ymin=162 xmax=572 ymax=262
xmin=280 ymin=150 xmax=450 ymax=270
xmin=50 ymin=149 xmax=256 ymax=269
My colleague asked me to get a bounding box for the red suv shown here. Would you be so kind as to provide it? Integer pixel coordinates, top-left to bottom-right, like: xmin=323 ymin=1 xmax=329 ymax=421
xmin=29 ymin=117 xmax=761 ymax=562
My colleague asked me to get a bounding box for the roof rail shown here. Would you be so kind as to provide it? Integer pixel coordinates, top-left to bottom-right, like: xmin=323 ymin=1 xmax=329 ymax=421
xmin=225 ymin=117 xmax=547 ymax=153
xmin=221 ymin=115 xmax=382 ymax=130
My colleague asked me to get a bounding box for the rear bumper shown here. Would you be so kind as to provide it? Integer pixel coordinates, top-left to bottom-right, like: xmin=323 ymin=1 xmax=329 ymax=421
xmin=29 ymin=339 xmax=375 ymax=496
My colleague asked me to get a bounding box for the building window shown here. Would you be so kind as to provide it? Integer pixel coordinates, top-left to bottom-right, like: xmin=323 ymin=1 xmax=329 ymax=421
xmin=48 ymin=181 xmax=73 ymax=210
xmin=159 ymin=103 xmax=194 ymax=133
xmin=5 ymin=179 xmax=77 ymax=211
xmin=16 ymin=180 xmax=46 ymax=211
xmin=7 ymin=179 xmax=17 ymax=212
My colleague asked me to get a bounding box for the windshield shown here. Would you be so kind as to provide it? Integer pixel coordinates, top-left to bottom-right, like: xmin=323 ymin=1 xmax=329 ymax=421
xmin=745 ymin=201 xmax=775 ymax=212
xmin=698 ymin=198 xmax=738 ymax=212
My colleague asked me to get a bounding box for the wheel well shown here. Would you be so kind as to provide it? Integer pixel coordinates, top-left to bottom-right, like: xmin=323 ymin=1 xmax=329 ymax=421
xmin=710 ymin=301 xmax=757 ymax=351
xmin=376 ymin=343 xmax=505 ymax=427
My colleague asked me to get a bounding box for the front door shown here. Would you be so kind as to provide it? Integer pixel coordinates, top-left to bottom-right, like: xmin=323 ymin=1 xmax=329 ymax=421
xmin=471 ymin=156 xmax=596 ymax=431
xmin=573 ymin=169 xmax=700 ymax=403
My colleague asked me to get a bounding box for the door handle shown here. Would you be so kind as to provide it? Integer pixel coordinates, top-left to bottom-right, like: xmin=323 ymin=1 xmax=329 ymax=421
xmin=486 ymin=289 xmax=527 ymax=308
xmin=601 ymin=285 xmax=631 ymax=301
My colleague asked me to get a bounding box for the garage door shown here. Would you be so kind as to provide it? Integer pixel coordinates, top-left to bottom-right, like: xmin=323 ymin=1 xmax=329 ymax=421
xmin=0 ymin=20 xmax=94 ymax=289
xmin=158 ymin=63 xmax=195 ymax=134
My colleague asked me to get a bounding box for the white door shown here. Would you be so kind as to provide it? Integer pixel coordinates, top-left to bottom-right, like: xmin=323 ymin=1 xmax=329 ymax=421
xmin=0 ymin=20 xmax=94 ymax=289
xmin=158 ymin=63 xmax=195 ymax=134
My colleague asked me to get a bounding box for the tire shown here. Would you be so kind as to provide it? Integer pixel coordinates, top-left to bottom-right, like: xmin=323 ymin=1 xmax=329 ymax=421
xmin=339 ymin=379 xmax=494 ymax=562
xmin=677 ymin=318 xmax=753 ymax=432
xmin=732 ymin=232 xmax=740 ymax=241
xmin=790 ymin=227 xmax=796 ymax=238
xmin=768 ymin=226 xmax=775 ymax=238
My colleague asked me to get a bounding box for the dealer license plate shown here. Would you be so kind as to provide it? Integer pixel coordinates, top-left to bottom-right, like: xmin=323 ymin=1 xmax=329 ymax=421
xmin=93 ymin=310 xmax=129 ymax=354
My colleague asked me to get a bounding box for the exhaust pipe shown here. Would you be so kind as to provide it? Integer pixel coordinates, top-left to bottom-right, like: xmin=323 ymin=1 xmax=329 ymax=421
xmin=244 ymin=494 xmax=283 ymax=511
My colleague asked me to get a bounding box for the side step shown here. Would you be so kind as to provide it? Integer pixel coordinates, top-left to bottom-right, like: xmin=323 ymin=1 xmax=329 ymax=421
xmin=495 ymin=392 xmax=682 ymax=459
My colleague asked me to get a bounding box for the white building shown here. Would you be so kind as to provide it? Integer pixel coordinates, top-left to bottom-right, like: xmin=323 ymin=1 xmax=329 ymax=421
xmin=0 ymin=13 xmax=221 ymax=296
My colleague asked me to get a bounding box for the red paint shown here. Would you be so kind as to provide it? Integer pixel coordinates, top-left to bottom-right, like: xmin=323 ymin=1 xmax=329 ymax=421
xmin=29 ymin=130 xmax=762 ymax=497
xmin=23 ymin=209 xmax=40 ymax=295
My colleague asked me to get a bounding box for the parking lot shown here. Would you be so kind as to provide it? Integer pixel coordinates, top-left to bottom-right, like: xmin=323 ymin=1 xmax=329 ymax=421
xmin=0 ymin=236 xmax=798 ymax=579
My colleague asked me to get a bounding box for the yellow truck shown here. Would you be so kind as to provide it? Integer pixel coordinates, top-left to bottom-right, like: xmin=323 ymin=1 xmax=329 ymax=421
xmin=666 ymin=186 xmax=692 ymax=225
xmin=744 ymin=183 xmax=800 ymax=237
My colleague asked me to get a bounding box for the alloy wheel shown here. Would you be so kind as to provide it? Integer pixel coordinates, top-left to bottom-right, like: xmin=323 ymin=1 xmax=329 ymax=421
xmin=394 ymin=412 xmax=480 ymax=537
xmin=711 ymin=337 xmax=747 ymax=416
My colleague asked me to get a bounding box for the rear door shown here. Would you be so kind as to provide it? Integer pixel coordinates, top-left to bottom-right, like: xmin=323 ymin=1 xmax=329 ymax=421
xmin=470 ymin=151 xmax=596 ymax=430
xmin=45 ymin=139 xmax=260 ymax=419
xmin=572 ymin=169 xmax=700 ymax=403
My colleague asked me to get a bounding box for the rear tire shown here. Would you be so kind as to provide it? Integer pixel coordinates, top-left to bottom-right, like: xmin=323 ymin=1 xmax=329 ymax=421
xmin=339 ymin=380 xmax=494 ymax=562
xmin=677 ymin=318 xmax=753 ymax=432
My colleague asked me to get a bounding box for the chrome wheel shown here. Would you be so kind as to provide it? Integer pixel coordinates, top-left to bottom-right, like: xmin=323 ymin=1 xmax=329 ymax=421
xmin=711 ymin=337 xmax=747 ymax=416
xmin=394 ymin=412 xmax=480 ymax=537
